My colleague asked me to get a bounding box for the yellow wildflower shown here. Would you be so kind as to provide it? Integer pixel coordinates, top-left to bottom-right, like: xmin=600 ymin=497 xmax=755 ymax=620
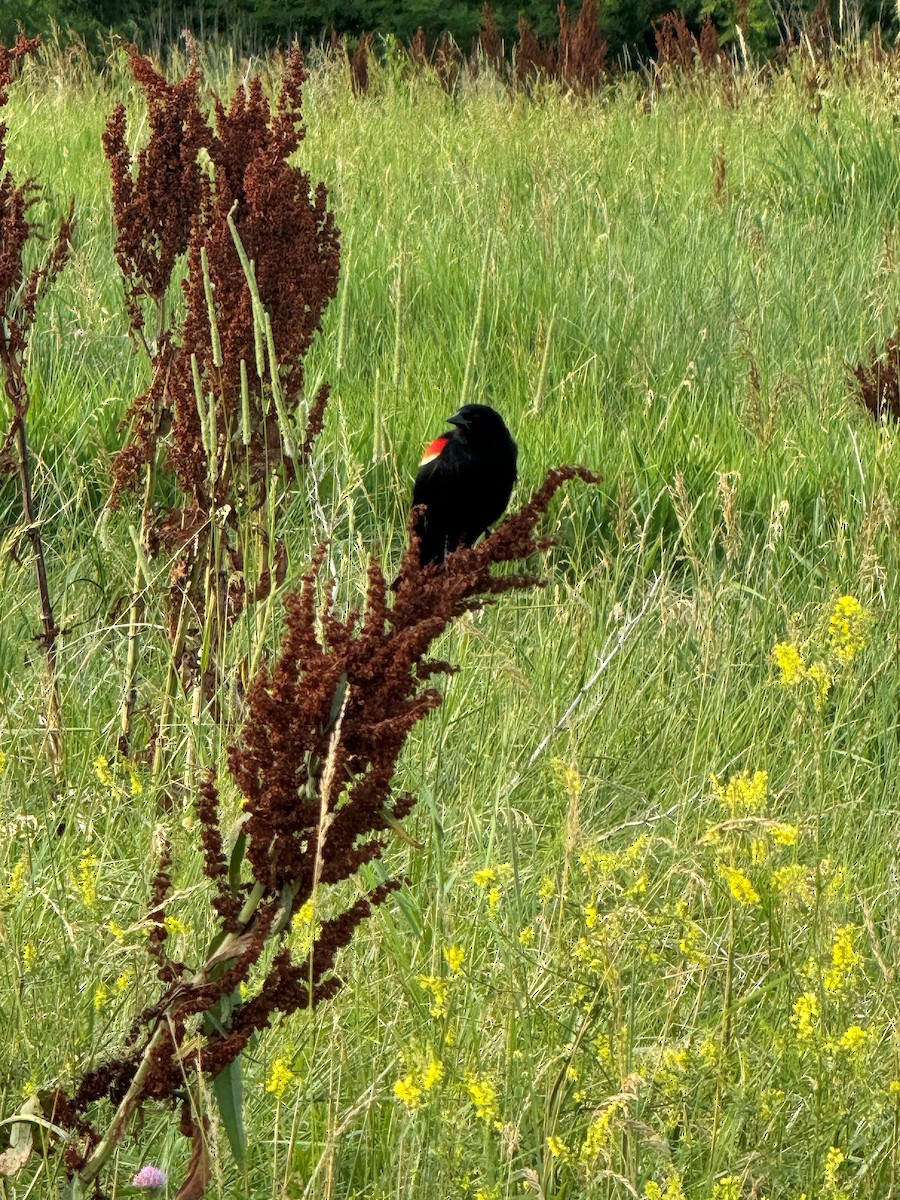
xmin=538 ymin=875 xmax=555 ymax=902
xmin=791 ymin=991 xmax=819 ymax=1041
xmin=644 ymin=1172 xmax=686 ymax=1200
xmin=889 ymin=1080 xmax=900 ymax=1094
xmin=518 ymin=926 xmax=535 ymax=946
xmin=475 ymin=1188 xmax=500 ymax=1200
xmin=443 ymin=945 xmax=466 ymax=975
xmin=580 ymin=1101 xmax=622 ymax=1162
xmin=22 ymin=942 xmax=36 ymax=971
xmin=547 ymin=1135 xmax=570 ymax=1160
xmin=421 ymin=1056 xmax=443 ymax=1091
xmin=698 ymin=1038 xmax=718 ymax=1067
xmin=94 ymin=755 xmax=116 ymax=789
xmin=265 ymin=1058 xmax=296 ymax=1099
xmin=832 ymin=924 xmax=861 ymax=970
xmin=552 ymin=758 xmax=582 ymax=797
xmin=393 ymin=1073 xmax=423 ymax=1110
xmin=93 ymin=984 xmax=107 ymax=1011
xmin=750 ymin=838 xmax=767 ymax=864
xmin=417 ymin=974 xmax=449 ymax=1018
xmin=773 ymin=640 xmax=805 ymax=685
xmin=824 ymin=1146 xmax=845 ymax=1188
xmin=5 ymin=856 xmax=28 ymax=903
xmin=828 ymin=595 xmax=872 ymax=663
xmin=712 ymin=1177 xmax=741 ymax=1200
xmin=163 ymin=914 xmax=189 ymax=937
xmin=771 ymin=864 xmax=812 ymax=904
xmin=76 ymin=854 xmax=99 ymax=908
xmin=107 ymin=921 xmax=126 ymax=939
xmin=806 ymin=662 xmax=832 ymax=711
xmin=838 ymin=1024 xmax=868 ymax=1054
xmin=679 ymin=923 xmax=710 ymax=967
xmin=771 ymin=823 xmax=799 ymax=846
xmin=473 ymin=867 xmax=496 ymax=888
xmin=825 ymin=924 xmax=861 ymax=993
xmin=717 ymin=863 xmax=760 ymax=905
xmin=115 ymin=969 xmax=133 ymax=994
xmin=488 ymin=887 xmax=501 ymax=913
xmin=466 ymin=1073 xmax=500 ymax=1126
xmin=584 ymin=903 xmax=598 ymax=928
xmin=0 ymin=750 xmax=6 ymax=774
xmin=711 ymin=769 xmax=768 ymax=816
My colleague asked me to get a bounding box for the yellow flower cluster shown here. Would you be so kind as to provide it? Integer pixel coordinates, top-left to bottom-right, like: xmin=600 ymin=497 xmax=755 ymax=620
xmin=772 ymin=640 xmax=804 ymax=684
xmin=579 ymin=1100 xmax=622 ymax=1162
xmin=828 ymin=595 xmax=872 ymax=663
xmin=3 ymin=855 xmax=29 ymax=905
xmin=538 ymin=875 xmax=555 ymax=902
xmin=551 ymin=758 xmax=582 ymax=798
xmin=791 ymin=991 xmax=819 ymax=1042
xmin=443 ymin=945 xmax=466 ymax=974
xmin=770 ymin=822 xmax=799 ymax=846
xmin=265 ymin=1057 xmax=297 ymax=1100
xmin=772 ymin=642 xmax=832 ymax=709
xmin=771 ymin=864 xmax=812 ymax=905
xmin=711 ymin=1177 xmax=741 ymax=1200
xmin=711 ymin=770 xmax=768 ymax=816
xmin=837 ymin=1024 xmax=868 ymax=1054
xmin=823 ymin=1146 xmax=848 ymax=1199
xmin=76 ymin=854 xmax=99 ymax=909
xmin=824 ymin=925 xmax=861 ymax=994
xmin=717 ymin=863 xmax=760 ymax=906
xmin=417 ymin=974 xmax=449 ymax=1018
xmin=465 ymin=1072 xmax=500 ymax=1127
xmin=393 ymin=1054 xmax=444 ymax=1111
xmin=644 ymin=1172 xmax=686 ymax=1200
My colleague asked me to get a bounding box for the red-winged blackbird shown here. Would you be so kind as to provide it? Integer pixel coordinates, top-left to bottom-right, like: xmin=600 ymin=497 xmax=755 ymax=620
xmin=411 ymin=403 xmax=518 ymax=565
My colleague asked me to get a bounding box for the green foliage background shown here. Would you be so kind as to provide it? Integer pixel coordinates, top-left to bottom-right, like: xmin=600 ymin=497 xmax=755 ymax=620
xmin=3 ymin=0 xmax=899 ymax=60
xmin=4 ymin=30 xmax=900 ymax=1200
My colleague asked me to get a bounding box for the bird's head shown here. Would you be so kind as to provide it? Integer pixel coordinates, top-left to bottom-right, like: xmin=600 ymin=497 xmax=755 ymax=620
xmin=446 ymin=403 xmax=509 ymax=437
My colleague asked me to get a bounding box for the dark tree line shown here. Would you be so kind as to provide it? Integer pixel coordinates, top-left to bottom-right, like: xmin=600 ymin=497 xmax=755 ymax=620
xmin=2 ymin=0 xmax=899 ymax=67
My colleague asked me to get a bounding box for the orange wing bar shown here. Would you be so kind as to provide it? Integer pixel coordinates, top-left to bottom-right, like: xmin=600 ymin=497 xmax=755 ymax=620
xmin=420 ymin=435 xmax=449 ymax=466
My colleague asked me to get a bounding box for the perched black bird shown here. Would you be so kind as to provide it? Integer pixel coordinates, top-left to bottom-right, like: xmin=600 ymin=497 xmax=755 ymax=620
xmin=411 ymin=403 xmax=518 ymax=565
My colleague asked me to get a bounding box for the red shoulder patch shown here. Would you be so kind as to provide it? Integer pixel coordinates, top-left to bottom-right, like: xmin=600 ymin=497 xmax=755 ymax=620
xmin=420 ymin=435 xmax=449 ymax=466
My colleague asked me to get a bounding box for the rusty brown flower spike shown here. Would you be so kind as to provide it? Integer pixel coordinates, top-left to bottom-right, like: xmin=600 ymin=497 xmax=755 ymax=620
xmin=108 ymin=46 xmax=339 ymax=507
xmin=0 ymin=36 xmax=74 ymax=772
xmin=53 ymin=465 xmax=599 ymax=1189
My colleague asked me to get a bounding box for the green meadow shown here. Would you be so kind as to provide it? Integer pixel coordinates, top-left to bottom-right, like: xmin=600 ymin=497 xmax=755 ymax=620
xmin=2 ymin=40 xmax=900 ymax=1199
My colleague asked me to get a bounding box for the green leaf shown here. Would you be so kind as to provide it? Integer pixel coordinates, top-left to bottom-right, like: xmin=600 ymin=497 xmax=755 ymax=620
xmin=212 ymin=1055 xmax=246 ymax=1168
xmin=228 ymin=830 xmax=247 ymax=891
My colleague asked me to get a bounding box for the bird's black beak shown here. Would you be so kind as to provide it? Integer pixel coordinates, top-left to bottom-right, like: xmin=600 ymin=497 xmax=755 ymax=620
xmin=446 ymin=413 xmax=465 ymax=428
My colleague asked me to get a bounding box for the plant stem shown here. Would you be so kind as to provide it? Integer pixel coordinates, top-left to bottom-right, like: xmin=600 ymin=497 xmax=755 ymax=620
xmin=118 ymin=456 xmax=157 ymax=757
xmin=13 ymin=403 xmax=62 ymax=772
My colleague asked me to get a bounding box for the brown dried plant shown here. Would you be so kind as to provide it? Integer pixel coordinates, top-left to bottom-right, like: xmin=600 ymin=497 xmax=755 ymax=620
xmin=654 ymin=11 xmax=698 ymax=73
xmin=852 ymin=330 xmax=900 ymax=422
xmin=105 ymin=48 xmax=340 ymax=753
xmin=476 ymin=3 xmax=504 ymax=73
xmin=0 ymin=36 xmax=75 ymax=771
xmin=558 ymin=0 xmax=607 ymax=93
xmin=41 ymin=466 xmax=599 ymax=1196
xmin=515 ymin=17 xmax=557 ymax=86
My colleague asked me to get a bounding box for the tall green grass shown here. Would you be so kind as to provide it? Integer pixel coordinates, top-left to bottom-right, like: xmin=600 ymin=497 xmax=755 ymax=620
xmin=2 ymin=44 xmax=900 ymax=1198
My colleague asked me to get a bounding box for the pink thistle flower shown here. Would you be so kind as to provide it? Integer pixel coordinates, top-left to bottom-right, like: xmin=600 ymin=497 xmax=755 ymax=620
xmin=132 ymin=1164 xmax=167 ymax=1188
